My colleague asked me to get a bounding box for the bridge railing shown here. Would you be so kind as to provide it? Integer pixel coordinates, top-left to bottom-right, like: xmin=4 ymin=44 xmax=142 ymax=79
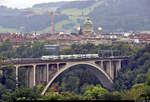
xmin=1 ymin=55 xmax=129 ymax=66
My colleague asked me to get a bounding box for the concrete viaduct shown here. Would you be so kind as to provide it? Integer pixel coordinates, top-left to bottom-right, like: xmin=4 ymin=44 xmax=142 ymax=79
xmin=0 ymin=56 xmax=128 ymax=95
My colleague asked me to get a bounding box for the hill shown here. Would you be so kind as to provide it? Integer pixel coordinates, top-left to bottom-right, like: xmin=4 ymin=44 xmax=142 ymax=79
xmin=0 ymin=0 xmax=150 ymax=33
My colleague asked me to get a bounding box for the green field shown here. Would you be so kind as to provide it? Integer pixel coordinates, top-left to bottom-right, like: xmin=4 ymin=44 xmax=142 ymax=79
xmin=61 ymin=1 xmax=104 ymax=16
xmin=0 ymin=26 xmax=18 ymax=33
xmin=53 ymin=0 xmax=104 ymax=33
xmin=34 ymin=1 xmax=104 ymax=33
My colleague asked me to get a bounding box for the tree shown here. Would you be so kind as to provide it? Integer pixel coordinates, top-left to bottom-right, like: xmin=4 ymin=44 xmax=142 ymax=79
xmin=0 ymin=39 xmax=12 ymax=52
xmin=133 ymin=74 xmax=147 ymax=84
xmin=1 ymin=89 xmax=13 ymax=101
xmin=145 ymin=76 xmax=150 ymax=86
xmin=9 ymin=87 xmax=38 ymax=101
xmin=59 ymin=76 xmax=80 ymax=93
xmin=83 ymin=85 xmax=108 ymax=100
xmin=0 ymin=84 xmax=6 ymax=99
xmin=60 ymin=92 xmax=81 ymax=100
xmin=1 ymin=64 xmax=16 ymax=89
xmin=121 ymin=88 xmax=146 ymax=100
xmin=33 ymin=85 xmax=44 ymax=98
xmin=102 ymin=91 xmax=121 ymax=100
xmin=40 ymin=92 xmax=64 ymax=100
xmin=31 ymin=41 xmax=45 ymax=58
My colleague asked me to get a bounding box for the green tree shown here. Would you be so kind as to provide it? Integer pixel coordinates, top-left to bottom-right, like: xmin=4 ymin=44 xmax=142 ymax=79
xmin=0 ymin=39 xmax=12 ymax=52
xmin=40 ymin=92 xmax=64 ymax=100
xmin=145 ymin=76 xmax=150 ymax=86
xmin=121 ymin=88 xmax=145 ymax=100
xmin=1 ymin=64 xmax=16 ymax=89
xmin=1 ymin=89 xmax=13 ymax=101
xmin=9 ymin=87 xmax=38 ymax=101
xmin=83 ymin=85 xmax=108 ymax=100
xmin=102 ymin=91 xmax=121 ymax=100
xmin=60 ymin=92 xmax=81 ymax=100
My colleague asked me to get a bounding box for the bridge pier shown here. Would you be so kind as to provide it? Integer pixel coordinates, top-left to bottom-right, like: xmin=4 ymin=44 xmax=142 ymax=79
xmin=101 ymin=61 xmax=104 ymax=70
xmin=43 ymin=65 xmax=47 ymax=85
xmin=26 ymin=67 xmax=29 ymax=87
xmin=101 ymin=60 xmax=122 ymax=80
xmin=36 ymin=66 xmax=40 ymax=85
xmin=101 ymin=61 xmax=115 ymax=80
xmin=57 ymin=64 xmax=59 ymax=72
xmin=105 ymin=61 xmax=110 ymax=77
xmin=26 ymin=65 xmax=36 ymax=88
xmin=36 ymin=65 xmax=47 ymax=85
xmin=46 ymin=64 xmax=49 ymax=83
xmin=110 ymin=61 xmax=115 ymax=80
xmin=106 ymin=61 xmax=115 ymax=80
xmin=33 ymin=65 xmax=36 ymax=86
xmin=15 ymin=65 xmax=19 ymax=88
xmin=109 ymin=61 xmax=112 ymax=79
xmin=115 ymin=60 xmax=121 ymax=77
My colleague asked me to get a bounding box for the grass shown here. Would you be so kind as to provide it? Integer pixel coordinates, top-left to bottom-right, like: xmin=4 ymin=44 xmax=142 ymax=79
xmin=61 ymin=0 xmax=104 ymax=16
xmin=35 ymin=0 xmax=105 ymax=33
xmin=54 ymin=0 xmax=104 ymax=32
xmin=0 ymin=26 xmax=18 ymax=33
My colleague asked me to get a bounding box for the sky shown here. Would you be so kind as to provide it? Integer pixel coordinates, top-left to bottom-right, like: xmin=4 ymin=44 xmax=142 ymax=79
xmin=0 ymin=0 xmax=79 ymax=9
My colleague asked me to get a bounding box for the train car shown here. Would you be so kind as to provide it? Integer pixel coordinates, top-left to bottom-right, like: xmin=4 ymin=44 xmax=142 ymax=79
xmin=41 ymin=56 xmax=50 ymax=60
xmin=85 ymin=54 xmax=91 ymax=58
xmin=66 ymin=55 xmax=73 ymax=59
xmin=51 ymin=55 xmax=59 ymax=60
xmin=85 ymin=54 xmax=99 ymax=58
xmin=41 ymin=55 xmax=59 ymax=60
xmin=91 ymin=54 xmax=99 ymax=58
xmin=41 ymin=54 xmax=100 ymax=60
xmin=72 ymin=54 xmax=79 ymax=59
xmin=77 ymin=54 xmax=83 ymax=59
xmin=60 ymin=55 xmax=67 ymax=59
xmin=81 ymin=54 xmax=87 ymax=58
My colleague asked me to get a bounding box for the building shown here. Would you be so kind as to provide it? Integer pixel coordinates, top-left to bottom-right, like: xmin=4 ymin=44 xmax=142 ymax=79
xmin=83 ymin=18 xmax=95 ymax=35
xmin=97 ymin=27 xmax=102 ymax=36
xmin=44 ymin=44 xmax=59 ymax=55
xmin=2 ymin=16 xmax=149 ymax=49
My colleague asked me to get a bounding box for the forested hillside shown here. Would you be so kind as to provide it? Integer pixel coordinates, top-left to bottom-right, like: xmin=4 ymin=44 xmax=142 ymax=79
xmin=0 ymin=0 xmax=150 ymax=33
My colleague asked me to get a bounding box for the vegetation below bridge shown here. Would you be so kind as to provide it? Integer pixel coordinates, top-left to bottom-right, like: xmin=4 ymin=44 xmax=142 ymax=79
xmin=0 ymin=39 xmax=150 ymax=100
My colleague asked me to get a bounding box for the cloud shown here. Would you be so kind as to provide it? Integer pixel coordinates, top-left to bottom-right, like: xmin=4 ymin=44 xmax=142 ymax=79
xmin=0 ymin=0 xmax=78 ymax=9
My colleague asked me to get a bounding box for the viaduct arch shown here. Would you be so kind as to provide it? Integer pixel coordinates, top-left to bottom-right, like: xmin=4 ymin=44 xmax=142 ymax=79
xmin=41 ymin=62 xmax=113 ymax=95
xmin=0 ymin=56 xmax=128 ymax=95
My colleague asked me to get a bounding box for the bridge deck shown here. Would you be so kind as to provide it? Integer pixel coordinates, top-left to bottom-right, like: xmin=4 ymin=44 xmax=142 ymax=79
xmin=1 ymin=56 xmax=129 ymax=66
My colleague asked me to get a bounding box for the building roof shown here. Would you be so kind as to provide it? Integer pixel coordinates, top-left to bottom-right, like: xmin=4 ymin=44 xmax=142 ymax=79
xmin=84 ymin=18 xmax=93 ymax=25
xmin=98 ymin=27 xmax=102 ymax=31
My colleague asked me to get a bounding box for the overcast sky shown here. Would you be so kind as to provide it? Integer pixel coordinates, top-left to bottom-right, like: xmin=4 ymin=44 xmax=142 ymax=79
xmin=0 ymin=0 xmax=79 ymax=9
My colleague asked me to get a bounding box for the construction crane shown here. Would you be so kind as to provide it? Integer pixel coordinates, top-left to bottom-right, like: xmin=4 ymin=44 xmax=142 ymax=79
xmin=24 ymin=10 xmax=57 ymax=35
xmin=50 ymin=12 xmax=54 ymax=35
